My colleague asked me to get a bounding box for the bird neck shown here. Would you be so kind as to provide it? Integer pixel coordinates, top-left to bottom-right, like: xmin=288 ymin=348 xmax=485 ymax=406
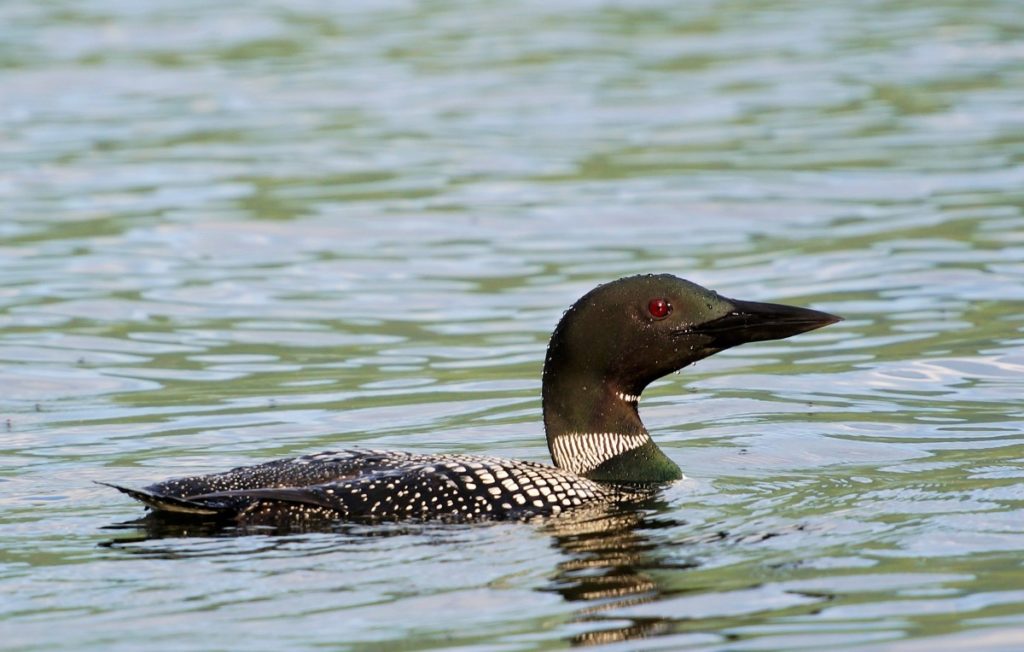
xmin=541 ymin=370 xmax=682 ymax=484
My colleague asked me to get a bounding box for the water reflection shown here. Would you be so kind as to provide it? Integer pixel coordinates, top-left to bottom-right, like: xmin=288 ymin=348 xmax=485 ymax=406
xmin=102 ymin=500 xmax=714 ymax=647
xmin=100 ymin=499 xmax=693 ymax=645
xmin=101 ymin=511 xmax=446 ymax=550
xmin=542 ymin=505 xmax=689 ymax=646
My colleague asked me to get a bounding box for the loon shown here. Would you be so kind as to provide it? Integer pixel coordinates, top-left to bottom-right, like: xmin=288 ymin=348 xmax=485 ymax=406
xmin=103 ymin=274 xmax=840 ymax=525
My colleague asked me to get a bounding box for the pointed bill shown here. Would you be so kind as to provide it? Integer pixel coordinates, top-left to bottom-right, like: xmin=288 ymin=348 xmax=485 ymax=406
xmin=695 ymin=298 xmax=842 ymax=349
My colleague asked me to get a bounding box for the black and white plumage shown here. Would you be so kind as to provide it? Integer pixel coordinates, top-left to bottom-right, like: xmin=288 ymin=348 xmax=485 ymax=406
xmin=105 ymin=450 xmax=627 ymax=525
xmin=104 ymin=274 xmax=839 ymax=526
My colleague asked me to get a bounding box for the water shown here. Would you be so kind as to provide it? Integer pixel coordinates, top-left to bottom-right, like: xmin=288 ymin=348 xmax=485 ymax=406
xmin=2 ymin=0 xmax=1024 ymax=649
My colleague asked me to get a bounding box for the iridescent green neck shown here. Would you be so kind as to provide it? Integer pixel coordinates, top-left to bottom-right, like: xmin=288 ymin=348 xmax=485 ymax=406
xmin=541 ymin=371 xmax=681 ymax=483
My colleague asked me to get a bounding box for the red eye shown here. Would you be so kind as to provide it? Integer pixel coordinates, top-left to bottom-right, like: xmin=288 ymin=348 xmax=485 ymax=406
xmin=648 ymin=298 xmax=671 ymax=319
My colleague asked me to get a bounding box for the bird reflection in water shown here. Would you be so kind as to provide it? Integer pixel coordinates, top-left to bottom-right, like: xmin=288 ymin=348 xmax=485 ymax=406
xmin=538 ymin=497 xmax=699 ymax=647
xmin=101 ymin=497 xmax=717 ymax=647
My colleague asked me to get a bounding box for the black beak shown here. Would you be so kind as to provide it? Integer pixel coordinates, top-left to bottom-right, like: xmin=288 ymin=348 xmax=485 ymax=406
xmin=696 ymin=298 xmax=842 ymax=350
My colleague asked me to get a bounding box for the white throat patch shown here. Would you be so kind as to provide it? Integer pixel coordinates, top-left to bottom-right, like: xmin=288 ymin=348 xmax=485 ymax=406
xmin=550 ymin=431 xmax=651 ymax=475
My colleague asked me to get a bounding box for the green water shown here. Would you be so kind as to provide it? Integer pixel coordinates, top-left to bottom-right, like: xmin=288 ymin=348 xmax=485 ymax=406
xmin=3 ymin=0 xmax=1024 ymax=650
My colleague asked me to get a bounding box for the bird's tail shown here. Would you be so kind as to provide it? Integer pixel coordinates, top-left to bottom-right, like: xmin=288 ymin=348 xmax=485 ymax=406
xmin=96 ymin=481 xmax=227 ymax=516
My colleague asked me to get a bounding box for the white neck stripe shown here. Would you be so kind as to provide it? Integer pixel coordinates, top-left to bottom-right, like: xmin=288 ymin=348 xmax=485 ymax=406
xmin=550 ymin=431 xmax=650 ymax=475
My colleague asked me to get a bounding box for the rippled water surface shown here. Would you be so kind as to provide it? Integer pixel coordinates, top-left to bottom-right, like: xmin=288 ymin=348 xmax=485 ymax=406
xmin=3 ymin=1 xmax=1024 ymax=650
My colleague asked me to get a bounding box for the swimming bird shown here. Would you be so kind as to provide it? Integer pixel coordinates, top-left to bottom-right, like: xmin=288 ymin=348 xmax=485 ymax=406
xmin=103 ymin=274 xmax=840 ymax=525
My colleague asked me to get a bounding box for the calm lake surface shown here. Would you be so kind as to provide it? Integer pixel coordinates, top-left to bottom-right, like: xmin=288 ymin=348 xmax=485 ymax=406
xmin=3 ymin=1 xmax=1024 ymax=650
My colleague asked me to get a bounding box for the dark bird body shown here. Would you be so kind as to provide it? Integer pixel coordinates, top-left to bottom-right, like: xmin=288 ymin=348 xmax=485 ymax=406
xmin=105 ymin=274 xmax=840 ymax=526
xmin=105 ymin=450 xmax=622 ymax=524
